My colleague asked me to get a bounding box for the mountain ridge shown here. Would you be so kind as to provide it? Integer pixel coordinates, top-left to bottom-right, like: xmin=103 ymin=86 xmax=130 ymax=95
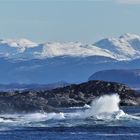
xmin=1 ymin=33 xmax=140 ymax=84
xmin=0 ymin=33 xmax=140 ymax=60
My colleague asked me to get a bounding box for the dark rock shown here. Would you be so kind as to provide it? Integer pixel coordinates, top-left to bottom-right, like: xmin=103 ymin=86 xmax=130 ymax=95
xmin=0 ymin=80 xmax=139 ymax=113
xmin=45 ymin=80 xmax=140 ymax=107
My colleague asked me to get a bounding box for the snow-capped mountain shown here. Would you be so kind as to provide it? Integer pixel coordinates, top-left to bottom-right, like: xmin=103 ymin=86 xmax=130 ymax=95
xmin=0 ymin=39 xmax=38 ymax=59
xmin=0 ymin=40 xmax=113 ymax=59
xmin=0 ymin=33 xmax=140 ymax=60
xmin=94 ymin=33 xmax=140 ymax=60
xmin=41 ymin=42 xmax=112 ymax=58
xmin=0 ymin=33 xmax=140 ymax=84
xmin=0 ymin=38 xmax=37 ymax=48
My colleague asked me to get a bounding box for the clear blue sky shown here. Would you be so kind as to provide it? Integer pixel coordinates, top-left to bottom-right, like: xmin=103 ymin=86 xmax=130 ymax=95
xmin=0 ymin=0 xmax=140 ymax=43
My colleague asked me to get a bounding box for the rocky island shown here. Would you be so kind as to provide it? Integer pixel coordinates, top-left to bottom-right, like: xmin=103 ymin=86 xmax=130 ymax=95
xmin=0 ymin=80 xmax=139 ymax=113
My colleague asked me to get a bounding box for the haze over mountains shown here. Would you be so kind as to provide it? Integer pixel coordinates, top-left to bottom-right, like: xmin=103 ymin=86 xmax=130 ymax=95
xmin=0 ymin=33 xmax=140 ymax=84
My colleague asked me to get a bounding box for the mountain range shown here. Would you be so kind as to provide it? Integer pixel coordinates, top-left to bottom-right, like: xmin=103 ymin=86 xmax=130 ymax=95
xmin=0 ymin=33 xmax=140 ymax=84
xmin=1 ymin=33 xmax=140 ymax=60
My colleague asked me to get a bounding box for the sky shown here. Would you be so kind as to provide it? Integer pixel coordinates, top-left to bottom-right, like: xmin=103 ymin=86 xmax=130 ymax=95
xmin=0 ymin=0 xmax=140 ymax=43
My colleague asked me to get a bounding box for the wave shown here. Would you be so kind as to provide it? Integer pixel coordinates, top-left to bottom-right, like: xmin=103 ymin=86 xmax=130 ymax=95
xmin=61 ymin=94 xmax=140 ymax=121
xmin=83 ymin=94 xmax=125 ymax=120
xmin=69 ymin=104 xmax=91 ymax=109
xmin=0 ymin=94 xmax=139 ymax=127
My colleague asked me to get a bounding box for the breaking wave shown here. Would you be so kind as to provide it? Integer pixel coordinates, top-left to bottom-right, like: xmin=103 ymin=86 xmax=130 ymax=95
xmin=83 ymin=94 xmax=125 ymax=120
xmin=0 ymin=94 xmax=139 ymax=128
xmin=62 ymin=94 xmax=140 ymax=121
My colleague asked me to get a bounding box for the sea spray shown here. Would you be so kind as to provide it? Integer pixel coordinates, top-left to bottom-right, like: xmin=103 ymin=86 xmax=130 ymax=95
xmin=0 ymin=94 xmax=139 ymax=128
xmin=89 ymin=94 xmax=120 ymax=114
xmin=83 ymin=94 xmax=125 ymax=119
xmin=63 ymin=94 xmax=125 ymax=120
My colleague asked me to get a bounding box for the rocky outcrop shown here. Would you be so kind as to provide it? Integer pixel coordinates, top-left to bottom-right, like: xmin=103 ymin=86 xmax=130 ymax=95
xmin=0 ymin=80 xmax=139 ymax=113
xmin=45 ymin=80 xmax=140 ymax=107
xmin=0 ymin=92 xmax=58 ymax=113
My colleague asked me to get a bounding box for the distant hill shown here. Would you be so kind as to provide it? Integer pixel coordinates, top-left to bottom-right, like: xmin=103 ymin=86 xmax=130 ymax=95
xmin=89 ymin=69 xmax=140 ymax=88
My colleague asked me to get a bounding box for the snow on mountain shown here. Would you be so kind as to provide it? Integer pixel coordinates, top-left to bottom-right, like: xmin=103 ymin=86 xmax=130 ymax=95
xmin=41 ymin=42 xmax=113 ymax=58
xmin=0 ymin=33 xmax=140 ymax=60
xmin=1 ymin=34 xmax=140 ymax=84
xmin=0 ymin=40 xmax=114 ymax=59
xmin=0 ymin=39 xmax=37 ymax=48
xmin=94 ymin=33 xmax=140 ymax=60
xmin=121 ymin=33 xmax=140 ymax=52
xmin=0 ymin=39 xmax=38 ymax=59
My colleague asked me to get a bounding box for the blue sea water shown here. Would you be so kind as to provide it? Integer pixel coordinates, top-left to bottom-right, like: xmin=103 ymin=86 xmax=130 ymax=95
xmin=0 ymin=95 xmax=139 ymax=140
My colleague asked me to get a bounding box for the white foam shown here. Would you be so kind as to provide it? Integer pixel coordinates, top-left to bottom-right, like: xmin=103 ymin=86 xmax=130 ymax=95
xmin=47 ymin=112 xmax=65 ymax=120
xmin=83 ymin=104 xmax=91 ymax=109
xmin=89 ymin=94 xmax=120 ymax=114
xmin=69 ymin=104 xmax=91 ymax=109
xmin=95 ymin=133 xmax=139 ymax=136
xmin=0 ymin=94 xmax=139 ymax=127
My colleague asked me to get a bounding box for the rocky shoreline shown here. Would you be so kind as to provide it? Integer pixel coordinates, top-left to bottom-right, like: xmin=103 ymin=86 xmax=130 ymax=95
xmin=0 ymin=80 xmax=139 ymax=113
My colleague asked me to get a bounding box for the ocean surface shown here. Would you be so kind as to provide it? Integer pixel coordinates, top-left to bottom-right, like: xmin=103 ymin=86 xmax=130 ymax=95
xmin=0 ymin=94 xmax=139 ymax=140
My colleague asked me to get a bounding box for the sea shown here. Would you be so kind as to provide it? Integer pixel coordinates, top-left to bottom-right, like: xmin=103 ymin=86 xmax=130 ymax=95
xmin=0 ymin=94 xmax=139 ymax=140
